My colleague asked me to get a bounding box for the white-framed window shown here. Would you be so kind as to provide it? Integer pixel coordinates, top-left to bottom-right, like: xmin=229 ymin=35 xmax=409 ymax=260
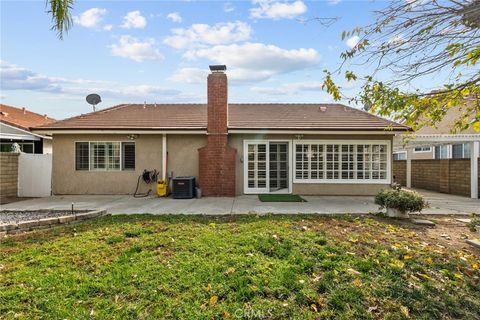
xmin=393 ymin=151 xmax=407 ymax=160
xmin=413 ymin=146 xmax=432 ymax=153
xmin=434 ymin=145 xmax=450 ymax=159
xmin=75 ymin=141 xmax=135 ymax=171
xmin=90 ymin=142 xmax=120 ymax=170
xmin=452 ymin=143 xmax=470 ymax=159
xmin=294 ymin=140 xmax=390 ymax=183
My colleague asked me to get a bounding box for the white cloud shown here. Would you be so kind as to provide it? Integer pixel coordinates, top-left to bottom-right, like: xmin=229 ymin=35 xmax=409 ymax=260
xmin=168 ymin=68 xmax=209 ymax=84
xmin=250 ymin=0 xmax=307 ymax=20
xmin=346 ymin=35 xmax=360 ymax=48
xmin=110 ymin=36 xmax=163 ymax=62
xmin=0 ymin=60 xmax=182 ymax=100
xmin=180 ymin=42 xmax=320 ymax=83
xmin=328 ymin=0 xmax=342 ymax=5
xmin=121 ymin=11 xmax=147 ymax=29
xmin=224 ymin=2 xmax=235 ymax=12
xmin=166 ymin=12 xmax=182 ymax=23
xmin=103 ymin=24 xmax=113 ymax=31
xmin=73 ymin=8 xmax=107 ymax=28
xmin=0 ymin=61 xmax=56 ymax=91
xmin=163 ymin=21 xmax=252 ymax=49
xmin=251 ymin=81 xmax=323 ymax=95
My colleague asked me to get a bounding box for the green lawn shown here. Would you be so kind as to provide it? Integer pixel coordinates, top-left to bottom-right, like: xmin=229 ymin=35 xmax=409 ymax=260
xmin=1 ymin=214 xmax=479 ymax=319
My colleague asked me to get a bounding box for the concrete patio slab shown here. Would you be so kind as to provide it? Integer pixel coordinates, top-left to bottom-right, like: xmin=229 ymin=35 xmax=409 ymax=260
xmin=1 ymin=195 xmax=379 ymax=215
xmin=1 ymin=188 xmax=477 ymax=215
xmin=232 ymin=195 xmax=377 ymax=214
xmin=409 ymin=188 xmax=480 ymax=215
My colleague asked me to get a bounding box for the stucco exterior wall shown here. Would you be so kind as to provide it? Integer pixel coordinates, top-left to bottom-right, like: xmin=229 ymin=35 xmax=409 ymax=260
xmin=52 ymin=134 xmax=207 ymax=195
xmin=52 ymin=134 xmax=163 ymax=194
xmin=167 ymin=134 xmax=207 ymax=179
xmin=229 ymin=133 xmax=394 ymax=196
xmin=292 ymin=183 xmax=388 ymax=195
xmin=52 ymin=132 xmax=394 ymax=196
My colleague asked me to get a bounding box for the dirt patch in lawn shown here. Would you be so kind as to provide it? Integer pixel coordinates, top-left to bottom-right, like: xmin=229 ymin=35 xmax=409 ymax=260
xmin=394 ymin=215 xmax=479 ymax=251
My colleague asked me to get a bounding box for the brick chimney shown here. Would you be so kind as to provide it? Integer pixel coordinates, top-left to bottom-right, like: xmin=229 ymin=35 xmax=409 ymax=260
xmin=198 ymin=65 xmax=237 ymax=196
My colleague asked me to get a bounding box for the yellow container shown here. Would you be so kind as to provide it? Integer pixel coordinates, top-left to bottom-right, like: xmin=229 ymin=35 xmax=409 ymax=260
xmin=157 ymin=180 xmax=168 ymax=197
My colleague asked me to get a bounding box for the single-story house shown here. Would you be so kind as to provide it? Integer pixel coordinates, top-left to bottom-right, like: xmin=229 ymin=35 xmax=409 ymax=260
xmin=1 ymin=104 xmax=56 ymax=154
xmin=33 ymin=65 xmax=409 ymax=196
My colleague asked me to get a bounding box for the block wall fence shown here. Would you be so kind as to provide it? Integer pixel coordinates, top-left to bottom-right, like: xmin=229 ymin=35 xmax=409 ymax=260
xmin=393 ymin=159 xmax=480 ymax=197
xmin=0 ymin=153 xmax=19 ymax=202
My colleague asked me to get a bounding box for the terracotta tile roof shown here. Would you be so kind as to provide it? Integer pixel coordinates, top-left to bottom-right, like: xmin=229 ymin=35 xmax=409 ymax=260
xmin=35 ymin=103 xmax=408 ymax=131
xmin=36 ymin=104 xmax=207 ymax=130
xmin=0 ymin=104 xmax=56 ymax=131
xmin=229 ymin=104 xmax=408 ymax=130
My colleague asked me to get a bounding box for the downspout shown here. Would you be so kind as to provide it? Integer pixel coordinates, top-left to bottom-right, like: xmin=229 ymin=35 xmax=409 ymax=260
xmin=162 ymin=134 xmax=167 ymax=180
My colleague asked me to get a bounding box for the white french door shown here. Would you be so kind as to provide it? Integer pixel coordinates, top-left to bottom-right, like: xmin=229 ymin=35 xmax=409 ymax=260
xmin=244 ymin=140 xmax=292 ymax=194
xmin=245 ymin=141 xmax=269 ymax=193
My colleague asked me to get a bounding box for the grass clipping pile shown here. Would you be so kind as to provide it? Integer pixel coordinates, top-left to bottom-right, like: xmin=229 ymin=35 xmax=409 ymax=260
xmin=0 ymin=214 xmax=479 ymax=319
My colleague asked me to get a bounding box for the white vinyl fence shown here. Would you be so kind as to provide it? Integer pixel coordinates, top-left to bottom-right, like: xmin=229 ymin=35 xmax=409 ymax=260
xmin=17 ymin=153 xmax=52 ymax=197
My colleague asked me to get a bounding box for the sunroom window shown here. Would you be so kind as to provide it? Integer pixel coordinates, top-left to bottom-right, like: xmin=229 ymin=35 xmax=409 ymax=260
xmin=294 ymin=142 xmax=389 ymax=183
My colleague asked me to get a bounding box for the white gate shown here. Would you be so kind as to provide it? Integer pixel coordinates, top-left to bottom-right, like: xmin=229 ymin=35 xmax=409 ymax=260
xmin=17 ymin=153 xmax=52 ymax=197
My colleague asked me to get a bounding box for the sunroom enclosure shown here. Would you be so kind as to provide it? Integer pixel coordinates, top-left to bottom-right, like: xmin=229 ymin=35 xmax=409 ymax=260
xmin=243 ymin=139 xmax=392 ymax=194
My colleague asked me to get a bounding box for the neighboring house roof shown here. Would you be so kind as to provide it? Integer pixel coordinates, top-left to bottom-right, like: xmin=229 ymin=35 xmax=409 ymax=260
xmin=34 ymin=103 xmax=408 ymax=131
xmin=414 ymin=103 xmax=478 ymax=135
xmin=0 ymin=104 xmax=56 ymax=131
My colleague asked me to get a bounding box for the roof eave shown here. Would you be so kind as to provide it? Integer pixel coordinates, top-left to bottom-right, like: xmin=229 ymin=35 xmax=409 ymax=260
xmin=31 ymin=128 xmax=207 ymax=135
xmin=228 ymin=127 xmax=409 ymax=132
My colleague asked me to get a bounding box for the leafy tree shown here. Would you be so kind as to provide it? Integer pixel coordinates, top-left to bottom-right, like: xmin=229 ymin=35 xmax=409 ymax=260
xmin=46 ymin=0 xmax=74 ymax=39
xmin=323 ymin=0 xmax=480 ymax=132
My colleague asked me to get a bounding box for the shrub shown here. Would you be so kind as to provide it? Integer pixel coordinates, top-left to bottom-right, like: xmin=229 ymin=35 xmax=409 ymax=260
xmin=467 ymin=216 xmax=480 ymax=232
xmin=375 ymin=188 xmax=426 ymax=213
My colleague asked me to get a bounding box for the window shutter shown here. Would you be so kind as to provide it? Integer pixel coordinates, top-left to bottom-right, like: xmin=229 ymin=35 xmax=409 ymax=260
xmin=75 ymin=142 xmax=89 ymax=170
xmin=122 ymin=142 xmax=135 ymax=170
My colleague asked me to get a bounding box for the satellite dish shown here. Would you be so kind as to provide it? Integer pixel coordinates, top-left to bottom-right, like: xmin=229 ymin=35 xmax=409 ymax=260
xmin=86 ymin=93 xmax=102 ymax=112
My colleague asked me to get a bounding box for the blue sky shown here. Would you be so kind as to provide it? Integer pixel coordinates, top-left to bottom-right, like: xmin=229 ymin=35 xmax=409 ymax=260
xmin=2 ymin=0 xmax=396 ymax=119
